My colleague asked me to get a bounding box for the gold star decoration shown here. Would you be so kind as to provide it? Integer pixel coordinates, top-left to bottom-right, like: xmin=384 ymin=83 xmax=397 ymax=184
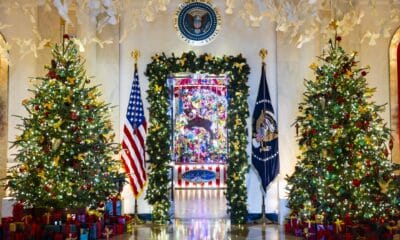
xmin=64 ymin=95 xmax=72 ymax=104
xmin=346 ymin=69 xmax=353 ymax=78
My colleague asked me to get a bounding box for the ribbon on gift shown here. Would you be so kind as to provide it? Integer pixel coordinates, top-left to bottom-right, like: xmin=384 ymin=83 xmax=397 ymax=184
xmin=103 ymin=226 xmax=113 ymax=240
xmin=334 ymin=219 xmax=344 ymax=233
xmin=43 ymin=212 xmax=51 ymax=224
xmin=22 ymin=215 xmax=32 ymax=225
xmin=9 ymin=223 xmax=16 ymax=232
xmin=315 ymin=214 xmax=324 ymax=224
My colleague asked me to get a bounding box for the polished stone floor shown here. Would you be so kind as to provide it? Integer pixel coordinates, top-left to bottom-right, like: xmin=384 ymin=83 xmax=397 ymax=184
xmin=113 ymin=220 xmax=302 ymax=239
xmin=112 ymin=189 xmax=301 ymax=239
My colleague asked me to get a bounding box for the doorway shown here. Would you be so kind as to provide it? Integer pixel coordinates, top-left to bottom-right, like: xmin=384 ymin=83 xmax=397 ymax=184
xmin=170 ymin=73 xmax=228 ymax=219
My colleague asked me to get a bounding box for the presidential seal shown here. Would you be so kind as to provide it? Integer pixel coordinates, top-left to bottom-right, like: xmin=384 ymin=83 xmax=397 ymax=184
xmin=175 ymin=0 xmax=221 ymax=46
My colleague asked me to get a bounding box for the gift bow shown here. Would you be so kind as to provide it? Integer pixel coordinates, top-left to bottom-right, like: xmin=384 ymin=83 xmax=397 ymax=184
xmin=334 ymin=219 xmax=344 ymax=233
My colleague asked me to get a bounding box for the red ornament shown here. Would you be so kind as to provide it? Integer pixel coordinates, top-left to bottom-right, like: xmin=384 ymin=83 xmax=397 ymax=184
xmin=327 ymin=164 xmax=334 ymax=172
xmin=84 ymin=105 xmax=91 ymax=110
xmin=333 ymin=72 xmax=339 ymax=78
xmin=45 ymin=185 xmax=51 ymax=192
xmin=356 ymin=121 xmax=363 ymax=129
xmin=34 ymin=105 xmax=40 ymax=111
xmin=361 ymin=71 xmax=367 ymax=76
xmin=88 ymin=117 xmax=93 ymax=123
xmin=352 ymin=178 xmax=361 ymax=187
xmin=336 ymin=36 xmax=342 ymax=42
xmin=71 ymin=111 xmax=78 ymax=120
xmin=44 ymin=112 xmax=49 ymax=117
xmin=332 ymin=124 xmax=341 ymax=129
xmin=63 ymin=34 xmax=70 ymax=40
xmin=366 ymin=159 xmax=371 ymax=167
xmin=47 ymin=70 xmax=57 ymax=79
xmin=311 ymin=128 xmax=317 ymax=135
xmin=384 ymin=148 xmax=389 ymax=157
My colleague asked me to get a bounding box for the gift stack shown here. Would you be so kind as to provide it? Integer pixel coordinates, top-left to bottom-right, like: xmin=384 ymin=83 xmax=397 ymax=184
xmin=0 ymin=200 xmax=132 ymax=240
xmin=284 ymin=215 xmax=400 ymax=240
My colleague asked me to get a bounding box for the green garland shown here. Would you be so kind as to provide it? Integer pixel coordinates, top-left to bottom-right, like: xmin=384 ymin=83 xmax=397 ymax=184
xmin=144 ymin=51 xmax=250 ymax=224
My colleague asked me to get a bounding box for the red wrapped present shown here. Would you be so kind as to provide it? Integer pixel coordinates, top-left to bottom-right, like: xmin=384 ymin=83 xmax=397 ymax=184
xmin=21 ymin=215 xmax=33 ymax=225
xmin=284 ymin=223 xmax=291 ymax=234
xmin=116 ymin=223 xmax=124 ymax=235
xmin=344 ymin=233 xmax=352 ymax=240
xmin=12 ymin=202 xmax=24 ymax=222
xmin=54 ymin=233 xmax=64 ymax=240
xmin=42 ymin=212 xmax=52 ymax=225
xmin=14 ymin=232 xmax=25 ymax=240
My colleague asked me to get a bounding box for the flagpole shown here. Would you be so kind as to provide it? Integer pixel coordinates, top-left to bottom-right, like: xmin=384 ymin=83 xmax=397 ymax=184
xmin=257 ymin=49 xmax=272 ymax=225
xmin=131 ymin=49 xmax=143 ymax=225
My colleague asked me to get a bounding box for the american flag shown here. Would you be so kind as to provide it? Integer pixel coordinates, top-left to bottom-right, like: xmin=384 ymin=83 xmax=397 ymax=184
xmin=121 ymin=63 xmax=147 ymax=198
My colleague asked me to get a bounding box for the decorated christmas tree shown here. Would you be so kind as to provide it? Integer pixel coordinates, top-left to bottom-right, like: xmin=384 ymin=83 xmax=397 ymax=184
xmin=287 ymin=35 xmax=400 ymax=223
xmin=7 ymin=35 xmax=122 ymax=210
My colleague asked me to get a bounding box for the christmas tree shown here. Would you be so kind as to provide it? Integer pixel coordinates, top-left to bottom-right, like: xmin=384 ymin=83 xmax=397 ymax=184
xmin=287 ymin=35 xmax=400 ymax=223
xmin=7 ymin=35 xmax=123 ymax=210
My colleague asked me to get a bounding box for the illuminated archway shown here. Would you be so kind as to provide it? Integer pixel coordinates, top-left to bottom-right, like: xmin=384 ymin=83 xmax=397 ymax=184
xmin=389 ymin=27 xmax=400 ymax=163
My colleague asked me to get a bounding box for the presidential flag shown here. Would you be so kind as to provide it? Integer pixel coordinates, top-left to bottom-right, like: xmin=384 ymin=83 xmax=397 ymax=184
xmin=121 ymin=63 xmax=147 ymax=198
xmin=251 ymin=62 xmax=279 ymax=193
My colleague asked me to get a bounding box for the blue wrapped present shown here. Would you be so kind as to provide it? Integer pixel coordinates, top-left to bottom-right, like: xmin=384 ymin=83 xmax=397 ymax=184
xmin=89 ymin=224 xmax=97 ymax=240
xmin=105 ymin=198 xmax=121 ymax=216
xmin=80 ymin=228 xmax=89 ymax=240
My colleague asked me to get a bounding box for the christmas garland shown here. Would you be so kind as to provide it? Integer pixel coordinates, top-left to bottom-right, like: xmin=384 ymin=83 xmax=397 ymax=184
xmin=145 ymin=51 xmax=250 ymax=224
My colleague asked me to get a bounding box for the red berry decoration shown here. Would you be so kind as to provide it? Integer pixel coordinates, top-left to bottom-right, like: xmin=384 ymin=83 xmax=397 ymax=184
xmin=336 ymin=36 xmax=342 ymax=42
xmin=352 ymin=178 xmax=361 ymax=187
xmin=34 ymin=105 xmax=40 ymax=111
xmin=71 ymin=111 xmax=78 ymax=120
xmin=361 ymin=71 xmax=367 ymax=76
xmin=63 ymin=34 xmax=70 ymax=40
xmin=327 ymin=164 xmax=334 ymax=172
xmin=88 ymin=117 xmax=93 ymax=123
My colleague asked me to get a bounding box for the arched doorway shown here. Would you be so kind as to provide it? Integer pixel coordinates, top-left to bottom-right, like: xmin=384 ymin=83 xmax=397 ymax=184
xmin=0 ymin=33 xmax=9 ymax=217
xmin=389 ymin=27 xmax=400 ymax=164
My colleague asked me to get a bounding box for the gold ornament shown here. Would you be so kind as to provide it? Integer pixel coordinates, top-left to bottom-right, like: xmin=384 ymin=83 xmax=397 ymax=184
xmin=309 ymin=62 xmax=318 ymax=70
xmin=67 ymin=77 xmax=76 ymax=85
xmin=205 ymin=54 xmax=213 ymax=62
xmin=53 ymin=119 xmax=63 ymax=130
xmin=329 ymin=20 xmax=338 ymax=30
xmin=152 ymin=54 xmax=160 ymax=61
xmin=43 ymin=102 xmax=53 ymax=110
xmin=346 ymin=70 xmax=353 ymax=78
xmin=53 ymin=156 xmax=60 ymax=167
xmin=233 ymin=62 xmax=245 ymax=71
xmin=154 ymin=84 xmax=162 ymax=93
xmin=179 ymin=58 xmax=187 ymax=66
xmin=64 ymin=95 xmax=72 ymax=104
xmin=378 ymin=179 xmax=392 ymax=194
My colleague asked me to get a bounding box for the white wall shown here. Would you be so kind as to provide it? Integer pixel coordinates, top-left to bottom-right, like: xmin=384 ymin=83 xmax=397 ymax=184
xmin=1 ymin=0 xmax=396 ymax=217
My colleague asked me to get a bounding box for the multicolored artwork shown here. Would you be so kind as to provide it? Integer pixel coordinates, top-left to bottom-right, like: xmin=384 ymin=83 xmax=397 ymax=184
xmin=172 ymin=75 xmax=228 ymax=164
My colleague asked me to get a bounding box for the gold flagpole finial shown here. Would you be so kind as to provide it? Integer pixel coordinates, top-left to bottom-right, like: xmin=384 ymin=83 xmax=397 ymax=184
xmin=259 ymin=48 xmax=268 ymax=63
xmin=131 ymin=50 xmax=140 ymax=64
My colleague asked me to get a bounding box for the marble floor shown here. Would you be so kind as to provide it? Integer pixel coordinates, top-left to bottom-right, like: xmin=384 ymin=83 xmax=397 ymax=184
xmin=112 ymin=189 xmax=301 ymax=239
xmin=113 ymin=220 xmax=302 ymax=240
